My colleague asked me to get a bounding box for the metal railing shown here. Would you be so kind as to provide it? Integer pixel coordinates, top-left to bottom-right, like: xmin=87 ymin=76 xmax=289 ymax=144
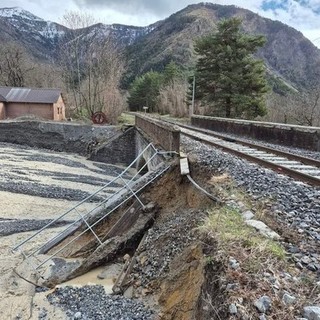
xmin=12 ymin=143 xmax=169 ymax=272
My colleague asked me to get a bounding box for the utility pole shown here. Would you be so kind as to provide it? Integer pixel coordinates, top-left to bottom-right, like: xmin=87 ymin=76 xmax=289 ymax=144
xmin=190 ymin=75 xmax=195 ymax=117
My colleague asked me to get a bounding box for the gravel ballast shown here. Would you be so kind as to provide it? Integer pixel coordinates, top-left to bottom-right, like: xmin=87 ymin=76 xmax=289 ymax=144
xmin=181 ymin=135 xmax=320 ymax=272
xmin=47 ymin=285 xmax=155 ymax=320
xmin=190 ymin=126 xmax=320 ymax=161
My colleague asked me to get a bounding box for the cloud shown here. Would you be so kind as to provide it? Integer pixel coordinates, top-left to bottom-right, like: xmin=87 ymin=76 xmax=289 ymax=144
xmin=259 ymin=0 xmax=320 ymax=46
xmin=74 ymin=0 xmax=265 ymax=18
xmin=0 ymin=0 xmax=320 ymax=46
xmin=261 ymin=0 xmax=320 ymax=27
xmin=0 ymin=0 xmax=78 ymax=21
xmin=74 ymin=0 xmax=184 ymax=16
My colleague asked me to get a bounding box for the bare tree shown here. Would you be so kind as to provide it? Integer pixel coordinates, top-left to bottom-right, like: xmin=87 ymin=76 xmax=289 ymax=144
xmin=0 ymin=43 xmax=35 ymax=87
xmin=292 ymin=87 xmax=320 ymax=126
xmin=263 ymin=92 xmax=293 ymax=123
xmin=29 ymin=62 xmax=63 ymax=88
xmin=58 ymin=12 xmax=92 ymax=114
xmin=158 ymin=79 xmax=189 ymax=117
xmin=262 ymin=87 xmax=320 ymax=127
xmin=81 ymin=38 xmax=125 ymax=118
xmin=58 ymin=11 xmax=125 ymax=121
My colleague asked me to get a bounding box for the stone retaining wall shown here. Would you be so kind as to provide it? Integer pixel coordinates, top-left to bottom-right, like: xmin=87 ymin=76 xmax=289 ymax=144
xmin=191 ymin=115 xmax=320 ymax=151
xmin=135 ymin=115 xmax=180 ymax=152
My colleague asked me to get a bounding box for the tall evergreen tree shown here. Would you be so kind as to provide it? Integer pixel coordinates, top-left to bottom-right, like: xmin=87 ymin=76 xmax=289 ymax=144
xmin=127 ymin=71 xmax=163 ymax=112
xmin=194 ymin=17 xmax=268 ymax=119
xmin=163 ymin=61 xmax=183 ymax=85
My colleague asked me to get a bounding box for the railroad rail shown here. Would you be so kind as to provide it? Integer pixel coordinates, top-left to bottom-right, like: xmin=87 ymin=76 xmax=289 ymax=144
xmin=160 ymin=118 xmax=320 ymax=187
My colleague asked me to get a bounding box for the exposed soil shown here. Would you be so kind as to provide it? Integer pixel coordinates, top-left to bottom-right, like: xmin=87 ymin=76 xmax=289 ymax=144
xmin=2 ymin=137 xmax=320 ymax=320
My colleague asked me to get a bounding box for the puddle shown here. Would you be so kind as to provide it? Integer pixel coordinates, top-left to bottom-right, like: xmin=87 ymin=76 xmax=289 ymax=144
xmin=57 ymin=264 xmax=123 ymax=294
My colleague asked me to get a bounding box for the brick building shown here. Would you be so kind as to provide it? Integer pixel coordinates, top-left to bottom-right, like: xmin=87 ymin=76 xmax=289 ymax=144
xmin=0 ymin=87 xmax=65 ymax=121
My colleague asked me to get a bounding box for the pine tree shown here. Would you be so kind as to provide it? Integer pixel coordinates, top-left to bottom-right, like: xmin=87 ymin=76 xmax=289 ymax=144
xmin=163 ymin=61 xmax=182 ymax=85
xmin=127 ymin=71 xmax=163 ymax=112
xmin=194 ymin=17 xmax=269 ymax=119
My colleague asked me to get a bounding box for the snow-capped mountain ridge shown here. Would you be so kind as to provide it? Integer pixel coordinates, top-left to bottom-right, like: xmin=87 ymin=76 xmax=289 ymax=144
xmin=0 ymin=7 xmax=44 ymax=21
xmin=0 ymin=6 xmax=151 ymax=60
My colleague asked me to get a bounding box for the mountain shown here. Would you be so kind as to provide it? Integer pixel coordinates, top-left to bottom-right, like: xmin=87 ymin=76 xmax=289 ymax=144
xmin=313 ymin=38 xmax=320 ymax=49
xmin=0 ymin=7 xmax=67 ymax=60
xmin=124 ymin=3 xmax=320 ymax=91
xmin=0 ymin=4 xmax=320 ymax=92
xmin=0 ymin=7 xmax=152 ymax=60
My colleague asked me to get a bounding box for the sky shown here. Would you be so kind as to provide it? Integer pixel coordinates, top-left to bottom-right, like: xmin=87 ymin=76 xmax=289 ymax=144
xmin=0 ymin=0 xmax=320 ymax=47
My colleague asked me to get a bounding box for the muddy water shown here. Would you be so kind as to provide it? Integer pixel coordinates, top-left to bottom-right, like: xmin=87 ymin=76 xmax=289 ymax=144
xmin=57 ymin=265 xmax=121 ymax=294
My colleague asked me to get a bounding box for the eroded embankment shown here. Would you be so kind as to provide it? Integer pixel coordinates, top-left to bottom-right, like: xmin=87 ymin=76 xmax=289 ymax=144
xmin=0 ymin=120 xmax=120 ymax=155
xmin=38 ymin=164 xmax=228 ymax=319
xmin=3 ymin=122 xmax=319 ymax=319
xmin=41 ymin=157 xmax=320 ymax=320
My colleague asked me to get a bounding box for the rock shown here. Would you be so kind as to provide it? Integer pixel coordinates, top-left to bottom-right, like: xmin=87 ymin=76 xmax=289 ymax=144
xmin=229 ymin=303 xmax=237 ymax=314
xmin=307 ymin=263 xmax=319 ymax=272
xmin=282 ymin=292 xmax=296 ymax=305
xmin=242 ymin=210 xmax=254 ymax=220
xmin=300 ymin=222 xmax=309 ymax=228
xmin=181 ymin=135 xmax=320 ymax=267
xmin=288 ymin=245 xmax=300 ymax=254
xmin=246 ymin=220 xmax=281 ymax=240
xmin=229 ymin=257 xmax=240 ymax=270
xmin=139 ymin=255 xmax=148 ymax=266
xmin=259 ymin=315 xmax=267 ymax=320
xmin=301 ymin=256 xmax=312 ymax=265
xmin=74 ymin=312 xmax=82 ymax=319
xmin=296 ymin=262 xmax=304 ymax=269
xmin=38 ymin=308 xmax=47 ymax=319
xmin=226 ymin=283 xmax=238 ymax=291
xmin=254 ymin=296 xmax=272 ymax=313
xmin=123 ymin=286 xmax=134 ymax=299
xmin=238 ymin=201 xmax=246 ymax=210
xmin=123 ymin=254 xmax=131 ymax=262
xmin=142 ymin=288 xmax=152 ymax=296
xmin=303 ymin=306 xmax=320 ymax=320
xmin=143 ymin=202 xmax=156 ymax=212
xmin=238 ymin=297 xmax=244 ymax=304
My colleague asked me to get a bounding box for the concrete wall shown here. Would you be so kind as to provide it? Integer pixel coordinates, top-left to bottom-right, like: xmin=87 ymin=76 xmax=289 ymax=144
xmin=0 ymin=102 xmax=5 ymax=120
xmin=0 ymin=120 xmax=119 ymax=155
xmin=135 ymin=115 xmax=180 ymax=152
xmin=135 ymin=129 xmax=164 ymax=171
xmin=89 ymin=127 xmax=165 ymax=170
xmin=89 ymin=127 xmax=137 ymax=166
xmin=191 ymin=115 xmax=320 ymax=151
xmin=6 ymin=102 xmax=53 ymax=120
xmin=53 ymin=95 xmax=66 ymax=121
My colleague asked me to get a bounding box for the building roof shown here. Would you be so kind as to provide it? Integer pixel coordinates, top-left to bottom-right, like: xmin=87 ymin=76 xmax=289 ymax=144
xmin=0 ymin=94 xmax=7 ymax=102
xmin=0 ymin=87 xmax=62 ymax=104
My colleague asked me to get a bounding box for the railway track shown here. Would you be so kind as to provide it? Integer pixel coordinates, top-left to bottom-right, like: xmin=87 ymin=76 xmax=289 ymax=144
xmin=162 ymin=119 xmax=320 ymax=187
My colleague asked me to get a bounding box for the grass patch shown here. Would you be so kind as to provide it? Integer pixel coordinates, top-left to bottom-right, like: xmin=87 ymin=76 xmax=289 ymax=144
xmin=199 ymin=206 xmax=287 ymax=274
xmin=117 ymin=112 xmax=135 ymax=125
xmin=159 ymin=113 xmax=190 ymax=124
